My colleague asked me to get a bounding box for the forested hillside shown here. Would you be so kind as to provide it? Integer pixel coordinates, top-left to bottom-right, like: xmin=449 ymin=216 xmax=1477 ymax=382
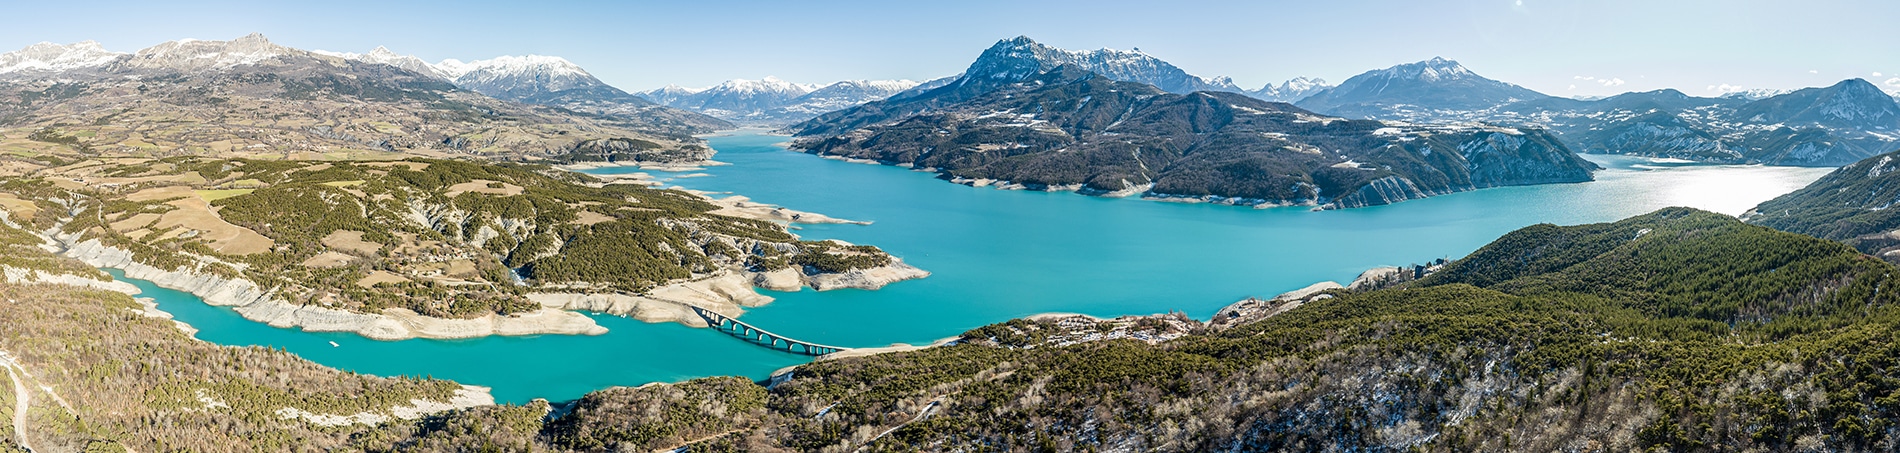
xmin=1749 ymin=149 xmax=1900 ymax=262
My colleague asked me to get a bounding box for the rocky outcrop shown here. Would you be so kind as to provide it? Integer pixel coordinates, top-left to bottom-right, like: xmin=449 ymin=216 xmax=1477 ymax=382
xmin=1 ymin=265 xmax=138 ymax=294
xmin=1324 ymin=176 xmax=1438 ymax=210
xmin=806 ymin=260 xmax=931 ymax=291
xmin=276 ymin=385 xmax=494 ymax=427
xmin=57 ymin=238 xmax=605 ymax=341
xmin=750 ymin=267 xmax=804 ymax=292
xmin=530 ymin=273 xmax=770 ymax=327
xmin=531 ymin=258 xmax=930 ymax=328
xmin=1209 ymin=281 xmax=1343 ymax=330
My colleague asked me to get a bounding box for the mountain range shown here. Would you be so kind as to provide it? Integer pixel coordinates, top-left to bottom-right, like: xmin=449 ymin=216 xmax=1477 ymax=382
xmin=634 ymin=77 xmax=921 ymax=125
xmin=0 ymin=34 xmax=723 ymax=162
xmin=787 ymin=38 xmax=1598 ymax=209
xmin=1248 ymin=76 xmax=1331 ymax=102
xmin=312 ymin=46 xmax=731 ymax=135
xmin=1486 ymin=79 xmax=1900 ymax=166
xmin=1269 ymin=57 xmax=1900 ymax=166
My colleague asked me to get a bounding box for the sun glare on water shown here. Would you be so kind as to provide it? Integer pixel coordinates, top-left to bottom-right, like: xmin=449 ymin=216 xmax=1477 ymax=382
xmin=1658 ymin=165 xmax=1828 ymax=216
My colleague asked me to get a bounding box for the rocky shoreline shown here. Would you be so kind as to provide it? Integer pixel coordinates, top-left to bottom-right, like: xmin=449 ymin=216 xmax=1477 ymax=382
xmin=56 ymin=237 xmax=608 ymax=341
xmin=530 ymin=258 xmax=929 ymax=327
xmin=50 ymin=231 xmax=926 ymax=338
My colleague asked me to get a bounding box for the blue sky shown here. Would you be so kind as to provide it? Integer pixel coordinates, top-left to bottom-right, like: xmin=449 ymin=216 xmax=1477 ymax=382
xmin=3 ymin=0 xmax=1896 ymax=97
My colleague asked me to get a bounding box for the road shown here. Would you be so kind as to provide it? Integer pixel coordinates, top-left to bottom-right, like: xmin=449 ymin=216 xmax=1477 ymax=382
xmin=1 ymin=351 xmax=32 ymax=452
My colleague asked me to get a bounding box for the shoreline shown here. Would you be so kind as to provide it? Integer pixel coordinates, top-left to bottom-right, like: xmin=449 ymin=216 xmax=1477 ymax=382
xmin=58 ymin=237 xmax=609 ymax=341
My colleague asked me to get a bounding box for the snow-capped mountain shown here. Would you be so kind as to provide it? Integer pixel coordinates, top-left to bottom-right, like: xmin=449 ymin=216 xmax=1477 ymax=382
xmin=1296 ymin=57 xmax=1550 ymax=119
xmin=313 ymin=46 xmax=451 ymax=79
xmin=1480 ymin=80 xmax=1900 ymax=166
xmin=1730 ymin=78 xmax=1900 ymax=128
xmin=955 ymin=36 xmax=1241 ymax=94
xmin=887 ymin=74 xmax=960 ymax=100
xmin=637 ymin=85 xmax=704 ymax=106
xmin=117 ymin=33 xmax=294 ymax=72
xmin=1247 ymin=77 xmax=1330 ymax=102
xmin=439 ymin=55 xmax=603 ymax=102
xmin=644 ymin=77 xmax=816 ymax=113
xmin=769 ymin=79 xmax=922 ymax=117
xmin=1719 ymin=88 xmax=1792 ymax=101
xmin=637 ymin=77 xmax=919 ymax=124
xmin=0 ymin=41 xmax=124 ymax=76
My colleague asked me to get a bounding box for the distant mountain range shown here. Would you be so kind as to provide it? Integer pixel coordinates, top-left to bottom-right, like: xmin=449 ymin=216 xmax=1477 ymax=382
xmin=11 ymin=33 xmax=1892 ymax=168
xmin=633 ymin=77 xmax=921 ymax=125
xmin=311 ymin=47 xmax=731 ymax=135
xmin=1248 ymin=77 xmax=1331 ymax=102
xmin=1485 ymin=79 xmax=1900 ymax=166
xmin=1277 ymin=58 xmax=1900 ymax=166
xmin=0 ymin=34 xmax=720 ymax=162
xmin=786 ymin=38 xmax=1597 ymax=209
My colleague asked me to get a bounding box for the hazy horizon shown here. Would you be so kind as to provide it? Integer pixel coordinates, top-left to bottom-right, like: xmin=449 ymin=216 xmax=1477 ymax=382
xmin=3 ymin=0 xmax=1896 ymax=98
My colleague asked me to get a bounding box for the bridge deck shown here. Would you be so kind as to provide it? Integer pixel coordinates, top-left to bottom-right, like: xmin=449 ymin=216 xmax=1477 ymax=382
xmin=692 ymin=307 xmax=850 ymax=356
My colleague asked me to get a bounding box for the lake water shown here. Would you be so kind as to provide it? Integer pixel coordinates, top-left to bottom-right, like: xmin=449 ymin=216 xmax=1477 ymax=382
xmin=110 ymin=130 xmax=1836 ymax=403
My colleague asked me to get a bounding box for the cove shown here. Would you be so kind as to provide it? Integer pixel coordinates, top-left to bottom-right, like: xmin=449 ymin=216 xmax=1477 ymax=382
xmin=112 ymin=130 xmax=1834 ymax=404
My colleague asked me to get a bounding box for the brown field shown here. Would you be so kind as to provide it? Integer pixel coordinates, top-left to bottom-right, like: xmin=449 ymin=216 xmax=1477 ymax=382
xmin=356 ymin=270 xmax=410 ymax=288
xmin=444 ymin=179 xmax=524 ymax=197
xmin=299 ymin=251 xmax=356 ymax=268
xmin=321 ymin=230 xmax=382 ymax=256
xmin=124 ymin=186 xmax=274 ymax=255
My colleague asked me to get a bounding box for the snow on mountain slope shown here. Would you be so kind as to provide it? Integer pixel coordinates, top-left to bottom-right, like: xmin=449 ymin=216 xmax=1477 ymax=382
xmin=1296 ymin=57 xmax=1550 ymax=118
xmin=443 ymin=55 xmax=602 ymax=100
xmin=118 ymin=33 xmax=293 ymax=72
xmin=314 ymin=46 xmax=451 ymax=79
xmin=956 ymin=36 xmax=1241 ymax=94
xmin=1248 ymin=77 xmax=1331 ymax=102
xmin=0 ymin=41 xmax=124 ymax=75
xmin=637 ymin=84 xmax=707 ymax=106
xmin=636 ymin=77 xmax=920 ymax=124
xmin=775 ymin=79 xmax=921 ymax=115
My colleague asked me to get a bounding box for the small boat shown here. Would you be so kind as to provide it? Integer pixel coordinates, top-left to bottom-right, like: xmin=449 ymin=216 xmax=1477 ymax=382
xmin=329 ymin=341 xmax=340 ymax=347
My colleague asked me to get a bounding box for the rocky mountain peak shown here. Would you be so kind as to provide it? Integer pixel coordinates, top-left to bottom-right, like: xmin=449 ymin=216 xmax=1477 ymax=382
xmin=1380 ymin=57 xmax=1477 ymax=82
xmin=1732 ymin=78 xmax=1900 ymax=128
xmin=120 ymin=32 xmax=293 ymax=72
xmin=1811 ymin=78 xmax=1899 ymax=122
xmin=1296 ymin=57 xmax=1548 ymax=118
xmin=959 ymin=36 xmax=1239 ymax=94
xmin=365 ymin=46 xmax=400 ymax=58
xmin=447 ymin=55 xmax=605 ymax=100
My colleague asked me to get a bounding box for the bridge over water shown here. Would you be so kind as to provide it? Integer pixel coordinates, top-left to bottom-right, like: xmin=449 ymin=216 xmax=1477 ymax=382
xmin=692 ymin=306 xmax=850 ymax=356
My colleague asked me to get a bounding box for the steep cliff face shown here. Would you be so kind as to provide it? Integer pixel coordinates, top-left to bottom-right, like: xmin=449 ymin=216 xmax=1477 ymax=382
xmin=793 ymin=66 xmax=1595 ymax=209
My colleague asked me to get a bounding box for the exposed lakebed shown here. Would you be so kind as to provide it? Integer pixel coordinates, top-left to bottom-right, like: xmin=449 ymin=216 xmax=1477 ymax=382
xmin=114 ymin=130 xmax=1835 ymax=403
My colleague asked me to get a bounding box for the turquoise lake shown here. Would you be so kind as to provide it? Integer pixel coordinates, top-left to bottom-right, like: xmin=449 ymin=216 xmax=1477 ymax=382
xmin=114 ymin=130 xmax=1836 ymax=403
